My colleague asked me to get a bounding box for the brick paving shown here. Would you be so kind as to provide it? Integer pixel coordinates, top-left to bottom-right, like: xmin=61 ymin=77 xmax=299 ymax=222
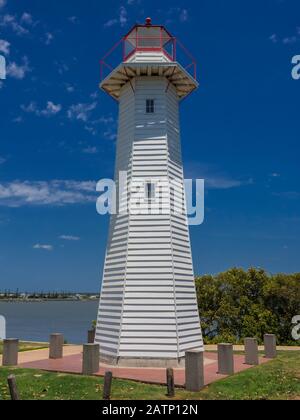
xmin=2 ymin=346 xmax=273 ymax=387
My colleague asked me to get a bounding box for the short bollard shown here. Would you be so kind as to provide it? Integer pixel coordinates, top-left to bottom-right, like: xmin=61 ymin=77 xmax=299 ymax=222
xmin=49 ymin=334 xmax=64 ymax=359
xmin=2 ymin=339 xmax=19 ymax=366
xmin=244 ymin=338 xmax=259 ymax=365
xmin=218 ymin=344 xmax=234 ymax=375
xmin=166 ymin=368 xmax=175 ymax=397
xmin=185 ymin=350 xmax=204 ymax=392
xmin=264 ymin=334 xmax=277 ymax=359
xmin=103 ymin=371 xmax=113 ymax=400
xmin=87 ymin=329 xmax=95 ymax=344
xmin=82 ymin=343 xmax=100 ymax=375
xmin=7 ymin=375 xmax=20 ymax=400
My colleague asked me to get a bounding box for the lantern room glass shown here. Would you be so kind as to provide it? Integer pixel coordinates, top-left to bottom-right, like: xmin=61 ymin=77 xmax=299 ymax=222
xmin=124 ymin=26 xmax=175 ymax=61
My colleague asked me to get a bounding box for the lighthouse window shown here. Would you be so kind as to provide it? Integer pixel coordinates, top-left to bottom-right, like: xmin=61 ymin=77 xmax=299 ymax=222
xmin=145 ymin=182 xmax=156 ymax=200
xmin=146 ymin=99 xmax=155 ymax=113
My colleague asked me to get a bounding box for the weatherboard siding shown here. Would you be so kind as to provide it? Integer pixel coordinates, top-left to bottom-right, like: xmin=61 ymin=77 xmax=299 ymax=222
xmin=96 ymin=76 xmax=203 ymax=361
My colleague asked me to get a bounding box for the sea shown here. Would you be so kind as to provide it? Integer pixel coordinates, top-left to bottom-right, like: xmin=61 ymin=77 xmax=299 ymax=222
xmin=0 ymin=300 xmax=99 ymax=344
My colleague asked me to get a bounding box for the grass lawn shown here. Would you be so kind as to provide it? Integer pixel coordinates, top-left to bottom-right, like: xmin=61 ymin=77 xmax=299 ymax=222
xmin=0 ymin=341 xmax=49 ymax=355
xmin=0 ymin=351 xmax=299 ymax=400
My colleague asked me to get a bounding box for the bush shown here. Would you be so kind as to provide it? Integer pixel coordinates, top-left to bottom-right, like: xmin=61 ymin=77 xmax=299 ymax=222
xmin=195 ymin=268 xmax=300 ymax=345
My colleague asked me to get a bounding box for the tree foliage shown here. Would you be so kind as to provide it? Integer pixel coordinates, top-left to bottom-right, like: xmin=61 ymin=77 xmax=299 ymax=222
xmin=195 ymin=268 xmax=300 ymax=345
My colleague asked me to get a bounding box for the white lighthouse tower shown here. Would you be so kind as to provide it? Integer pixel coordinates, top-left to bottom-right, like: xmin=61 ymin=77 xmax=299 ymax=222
xmin=96 ymin=18 xmax=203 ymax=367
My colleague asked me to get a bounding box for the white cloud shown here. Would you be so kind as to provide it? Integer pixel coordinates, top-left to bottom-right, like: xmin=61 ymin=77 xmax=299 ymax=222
xmin=0 ymin=156 xmax=6 ymax=165
xmin=33 ymin=244 xmax=53 ymax=251
xmin=55 ymin=61 xmax=69 ymax=74
xmin=40 ymin=101 xmax=62 ymax=116
xmin=84 ymin=114 xmax=115 ymax=136
xmin=0 ymin=39 xmax=10 ymax=55
xmin=21 ymin=101 xmax=62 ymax=117
xmin=0 ymin=180 xmax=97 ymax=207
xmin=67 ymin=102 xmax=97 ymax=122
xmin=0 ymin=0 xmax=7 ymax=9
xmin=166 ymin=7 xmax=190 ymax=25
xmin=45 ymin=32 xmax=54 ymax=45
xmin=179 ymin=9 xmax=189 ymax=22
xmin=6 ymin=56 xmax=30 ymax=79
xmin=66 ymin=84 xmax=75 ymax=93
xmin=12 ymin=116 xmax=23 ymax=123
xmin=273 ymin=191 xmax=300 ymax=199
xmin=186 ymin=163 xmax=252 ymax=190
xmin=0 ymin=14 xmax=29 ymax=36
xmin=20 ymin=12 xmax=33 ymax=25
xmin=21 ymin=101 xmax=37 ymax=113
xmin=104 ymin=6 xmax=128 ymax=28
xmin=270 ymin=27 xmax=300 ymax=45
xmin=103 ymin=129 xmax=117 ymax=141
xmin=269 ymin=34 xmax=278 ymax=43
xmin=68 ymin=16 xmax=79 ymax=24
xmin=82 ymin=146 xmax=98 ymax=154
xmin=283 ymin=36 xmax=297 ymax=44
xmin=60 ymin=235 xmax=80 ymax=241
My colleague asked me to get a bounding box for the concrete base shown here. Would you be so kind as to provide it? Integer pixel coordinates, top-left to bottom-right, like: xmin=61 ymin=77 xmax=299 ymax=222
xmin=100 ymin=355 xmax=186 ymax=368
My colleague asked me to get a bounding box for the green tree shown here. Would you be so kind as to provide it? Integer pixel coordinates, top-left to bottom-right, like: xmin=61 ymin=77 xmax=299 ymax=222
xmin=195 ymin=268 xmax=300 ymax=345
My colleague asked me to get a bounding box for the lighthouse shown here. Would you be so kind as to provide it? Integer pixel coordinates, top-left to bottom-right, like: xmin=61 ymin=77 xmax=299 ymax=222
xmin=95 ymin=18 xmax=203 ymax=367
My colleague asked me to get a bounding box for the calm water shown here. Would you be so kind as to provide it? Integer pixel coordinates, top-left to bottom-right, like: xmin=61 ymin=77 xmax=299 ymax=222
xmin=0 ymin=301 xmax=99 ymax=344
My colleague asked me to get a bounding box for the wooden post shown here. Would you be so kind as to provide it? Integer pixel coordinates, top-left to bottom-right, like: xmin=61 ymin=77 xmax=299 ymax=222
xmin=87 ymin=329 xmax=95 ymax=344
xmin=103 ymin=371 xmax=113 ymax=400
xmin=166 ymin=368 xmax=175 ymax=397
xmin=7 ymin=375 xmax=20 ymax=400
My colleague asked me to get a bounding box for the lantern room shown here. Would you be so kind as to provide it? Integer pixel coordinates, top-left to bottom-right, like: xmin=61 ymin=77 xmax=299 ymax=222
xmin=100 ymin=18 xmax=198 ymax=101
xmin=123 ymin=18 xmax=175 ymax=62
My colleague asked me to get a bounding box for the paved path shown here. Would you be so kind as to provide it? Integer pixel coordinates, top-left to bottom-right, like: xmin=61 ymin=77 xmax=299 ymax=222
xmin=0 ymin=346 xmax=272 ymax=387
xmin=205 ymin=345 xmax=300 ymax=352
xmin=3 ymin=344 xmax=298 ymax=387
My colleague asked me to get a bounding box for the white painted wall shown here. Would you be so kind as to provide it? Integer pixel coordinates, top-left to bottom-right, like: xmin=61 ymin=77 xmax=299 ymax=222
xmin=96 ymin=76 xmax=203 ymax=361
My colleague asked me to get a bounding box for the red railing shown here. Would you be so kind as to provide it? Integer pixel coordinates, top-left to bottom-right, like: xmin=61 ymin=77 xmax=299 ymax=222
xmin=100 ymin=34 xmax=197 ymax=82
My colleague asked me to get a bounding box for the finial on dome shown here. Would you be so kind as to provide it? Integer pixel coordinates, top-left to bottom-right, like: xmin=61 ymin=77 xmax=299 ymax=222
xmin=145 ymin=17 xmax=152 ymax=26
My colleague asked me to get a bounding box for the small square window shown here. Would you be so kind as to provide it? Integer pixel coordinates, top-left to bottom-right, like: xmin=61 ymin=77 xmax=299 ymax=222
xmin=146 ymin=99 xmax=155 ymax=114
xmin=145 ymin=182 xmax=156 ymax=200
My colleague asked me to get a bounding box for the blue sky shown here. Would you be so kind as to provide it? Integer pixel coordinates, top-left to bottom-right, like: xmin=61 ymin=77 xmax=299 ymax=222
xmin=0 ymin=0 xmax=299 ymax=292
